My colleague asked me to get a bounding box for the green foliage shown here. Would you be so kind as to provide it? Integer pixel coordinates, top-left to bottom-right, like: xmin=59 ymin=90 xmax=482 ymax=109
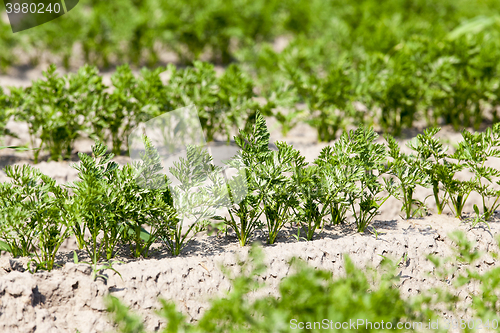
xmin=406 ymin=127 xmax=449 ymax=215
xmin=69 ymin=139 xmax=178 ymax=262
xmin=290 ymin=165 xmax=325 ymax=241
xmin=3 ymin=118 xmax=500 ymax=277
xmin=334 ymin=127 xmax=394 ymax=232
xmin=292 ymin=59 xmax=353 ymax=142
xmin=452 ymin=124 xmax=500 ymax=220
xmin=314 ymin=146 xmax=360 ymax=227
xmin=260 ymin=142 xmax=303 ymax=244
xmin=11 ymin=65 xmax=91 ymax=163
xmin=113 ymin=163 xmax=176 ymax=259
xmin=0 ymin=87 xmax=13 ymax=141
xmin=226 ymin=112 xmax=269 ymax=246
xmin=68 ymin=141 xmax=121 ymax=262
xmin=245 ymin=17 xmax=500 ymax=139
xmin=1 ymin=63 xmax=261 ymax=161
xmin=165 ymin=62 xmax=260 ymax=143
xmin=4 ymin=65 xmax=104 ymax=162
xmin=0 ymin=0 xmax=496 ymax=69
xmin=1 ymin=0 xmax=500 ymax=141
xmin=230 ymin=112 xmax=306 ymax=244
xmin=386 ymin=134 xmax=430 ymax=219
xmin=98 ymin=65 xmax=141 ymax=155
xmin=0 ymin=0 xmax=499 ymax=141
xmin=163 ymin=144 xmax=223 ymax=256
xmin=0 ymin=138 xmax=182 ymax=271
xmin=0 ymin=165 xmax=71 ymax=271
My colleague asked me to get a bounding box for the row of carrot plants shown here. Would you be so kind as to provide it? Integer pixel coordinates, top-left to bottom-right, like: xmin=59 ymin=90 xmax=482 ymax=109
xmin=1 ymin=0 xmax=497 ymax=69
xmin=0 ymin=63 xmax=263 ymax=162
xmin=251 ymin=26 xmax=500 ymax=139
xmin=2 ymin=35 xmax=500 ymax=162
xmin=1 ymin=112 xmax=499 ymax=274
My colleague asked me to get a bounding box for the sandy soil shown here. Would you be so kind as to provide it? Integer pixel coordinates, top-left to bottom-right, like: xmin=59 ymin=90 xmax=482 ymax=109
xmin=1 ymin=215 xmax=498 ymax=332
xmin=1 ymin=72 xmax=500 ymax=332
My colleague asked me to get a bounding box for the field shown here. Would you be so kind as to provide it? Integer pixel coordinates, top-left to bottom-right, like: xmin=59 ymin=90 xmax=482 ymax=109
xmin=1 ymin=1 xmax=500 ymax=332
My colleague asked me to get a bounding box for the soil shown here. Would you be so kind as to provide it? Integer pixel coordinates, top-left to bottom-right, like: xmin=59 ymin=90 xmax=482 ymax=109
xmin=1 ymin=70 xmax=500 ymax=333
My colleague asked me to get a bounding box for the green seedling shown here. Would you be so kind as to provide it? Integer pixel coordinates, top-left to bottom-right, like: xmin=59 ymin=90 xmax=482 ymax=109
xmin=261 ymin=142 xmax=303 ymax=244
xmin=398 ymin=252 xmax=409 ymax=267
xmin=164 ymin=145 xmax=225 ymax=255
xmin=0 ymin=165 xmax=72 ymax=271
xmin=386 ymin=134 xmax=431 ymax=219
xmin=12 ymin=65 xmax=97 ymax=163
xmin=224 ymin=112 xmax=269 ymax=246
xmin=369 ymin=226 xmax=386 ymax=240
xmin=68 ymin=141 xmax=122 ymax=262
xmin=407 ymin=127 xmax=449 ymax=215
xmin=291 ymin=165 xmax=326 ymax=241
xmin=346 ymin=127 xmax=395 ymax=232
xmin=73 ymin=250 xmax=123 ymax=282
xmin=314 ymin=147 xmax=359 ymax=227
xmin=446 ymin=126 xmax=500 ymax=219
xmin=467 ymin=204 xmax=491 ymax=231
xmin=292 ymin=226 xmax=308 ymax=242
xmin=458 ymin=125 xmax=500 ymax=220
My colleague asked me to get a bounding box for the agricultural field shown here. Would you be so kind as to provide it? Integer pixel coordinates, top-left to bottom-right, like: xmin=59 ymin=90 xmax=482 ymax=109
xmin=1 ymin=0 xmax=500 ymax=332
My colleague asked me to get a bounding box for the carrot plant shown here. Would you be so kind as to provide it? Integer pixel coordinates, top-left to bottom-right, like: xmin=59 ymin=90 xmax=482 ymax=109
xmin=68 ymin=142 xmax=122 ymax=262
xmin=28 ymin=174 xmax=72 ymax=272
xmin=406 ymin=127 xmax=449 ymax=215
xmin=291 ymin=165 xmax=325 ymax=241
xmin=300 ymin=62 xmax=353 ymax=142
xmin=0 ymin=165 xmax=72 ymax=271
xmin=12 ymin=65 xmax=93 ymax=163
xmin=386 ymin=134 xmax=430 ymax=219
xmin=4 ymin=116 xmax=500 ymax=272
xmin=133 ymin=67 xmax=169 ymax=120
xmin=342 ymin=127 xmax=395 ymax=232
xmin=164 ymin=145 xmax=225 ymax=255
xmin=314 ymin=146 xmax=361 ymax=227
xmin=374 ymin=45 xmax=426 ymax=136
xmin=0 ymin=87 xmax=13 ymax=141
xmin=224 ymin=112 xmax=270 ymax=246
xmin=260 ymin=142 xmax=303 ymax=244
xmin=0 ymin=63 xmax=263 ymax=162
xmin=69 ymin=65 xmax=108 ymax=142
xmin=98 ymin=65 xmax=142 ymax=155
xmin=165 ymin=62 xmax=261 ymax=143
xmin=0 ymin=166 xmax=41 ymax=257
xmin=441 ymin=165 xmax=474 ymax=219
xmin=108 ymin=163 xmax=177 ymax=259
xmin=439 ymin=128 xmax=499 ymax=219
xmin=68 ymin=139 xmax=180 ymax=261
xmin=452 ymin=125 xmax=500 ymax=220
xmin=117 ymin=135 xmax=176 ymax=258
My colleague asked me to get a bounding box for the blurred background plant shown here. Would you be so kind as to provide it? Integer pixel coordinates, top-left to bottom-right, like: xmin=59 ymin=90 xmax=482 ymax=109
xmin=1 ymin=0 xmax=500 ymax=146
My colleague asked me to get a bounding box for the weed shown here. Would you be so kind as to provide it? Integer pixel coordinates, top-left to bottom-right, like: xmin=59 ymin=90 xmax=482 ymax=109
xmin=73 ymin=251 xmax=123 ymax=282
